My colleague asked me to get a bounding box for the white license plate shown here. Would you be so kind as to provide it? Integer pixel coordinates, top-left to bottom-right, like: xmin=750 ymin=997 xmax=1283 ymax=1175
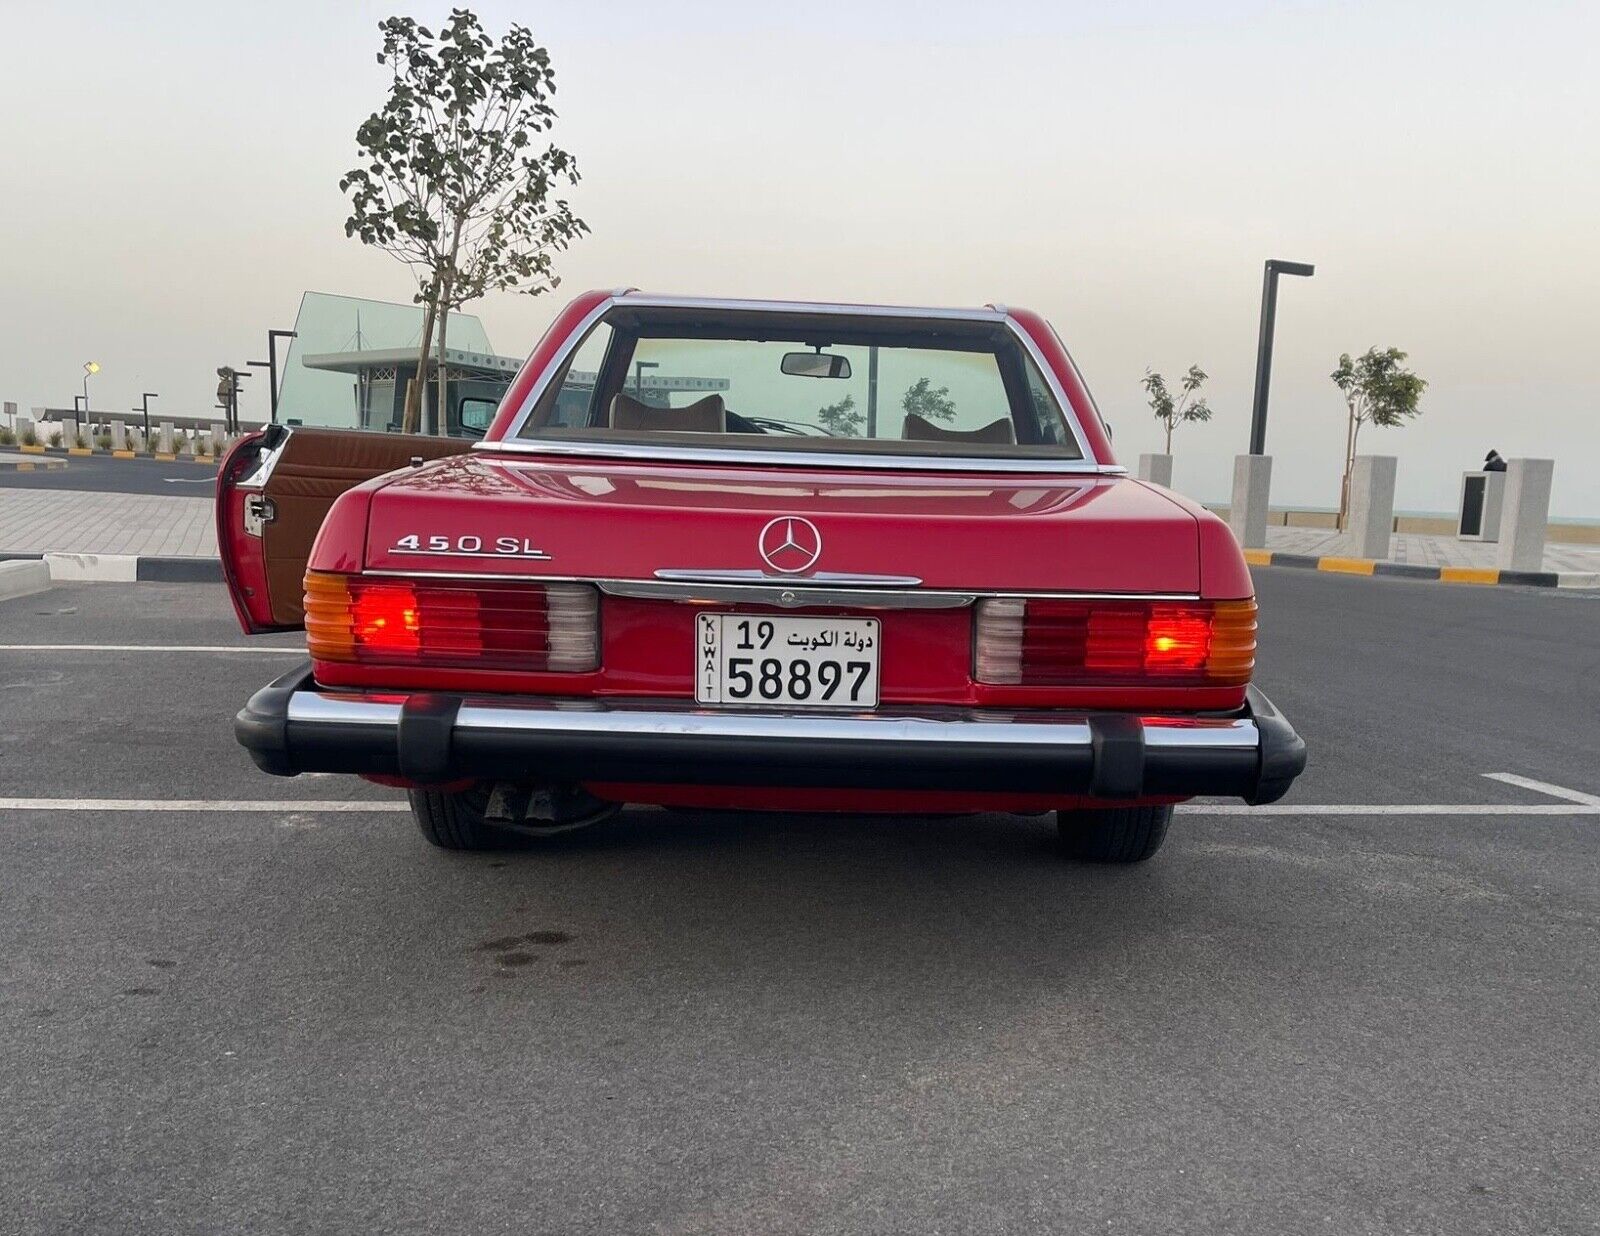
xmin=696 ymin=614 xmax=880 ymax=708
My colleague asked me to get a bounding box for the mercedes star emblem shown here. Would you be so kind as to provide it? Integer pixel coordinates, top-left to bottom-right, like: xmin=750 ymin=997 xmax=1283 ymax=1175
xmin=758 ymin=516 xmax=822 ymax=574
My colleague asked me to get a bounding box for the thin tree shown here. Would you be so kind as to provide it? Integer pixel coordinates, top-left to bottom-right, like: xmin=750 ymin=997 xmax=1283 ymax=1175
xmin=341 ymin=10 xmax=588 ymax=434
xmin=1141 ymin=365 xmax=1212 ymax=455
xmin=1331 ymin=347 xmax=1426 ymax=525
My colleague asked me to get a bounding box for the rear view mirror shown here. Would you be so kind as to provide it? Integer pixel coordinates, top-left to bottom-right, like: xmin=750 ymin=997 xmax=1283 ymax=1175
xmin=781 ymin=351 xmax=852 ymax=379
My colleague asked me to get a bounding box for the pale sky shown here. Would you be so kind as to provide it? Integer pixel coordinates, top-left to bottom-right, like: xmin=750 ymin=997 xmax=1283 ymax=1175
xmin=2 ymin=0 xmax=1596 ymax=515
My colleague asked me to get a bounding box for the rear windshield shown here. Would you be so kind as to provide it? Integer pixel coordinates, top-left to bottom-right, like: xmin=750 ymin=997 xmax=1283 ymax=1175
xmin=514 ymin=307 xmax=1084 ymax=461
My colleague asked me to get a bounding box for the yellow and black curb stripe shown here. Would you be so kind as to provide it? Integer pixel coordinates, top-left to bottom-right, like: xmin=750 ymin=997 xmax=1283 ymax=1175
xmin=1242 ymin=548 xmax=1589 ymax=589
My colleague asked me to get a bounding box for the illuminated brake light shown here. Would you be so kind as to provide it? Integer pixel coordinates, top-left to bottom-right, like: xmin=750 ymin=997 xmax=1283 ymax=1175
xmin=974 ymin=597 xmax=1256 ymax=686
xmin=305 ymin=572 xmax=598 ymax=672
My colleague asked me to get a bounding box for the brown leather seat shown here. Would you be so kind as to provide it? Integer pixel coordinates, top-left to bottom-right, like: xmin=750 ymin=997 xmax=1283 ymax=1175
xmin=901 ymin=412 xmax=1016 ymax=444
xmin=610 ymin=392 xmax=726 ymax=434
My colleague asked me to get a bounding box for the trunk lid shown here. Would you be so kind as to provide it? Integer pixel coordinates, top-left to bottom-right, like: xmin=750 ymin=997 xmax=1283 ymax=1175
xmin=361 ymin=454 xmax=1200 ymax=592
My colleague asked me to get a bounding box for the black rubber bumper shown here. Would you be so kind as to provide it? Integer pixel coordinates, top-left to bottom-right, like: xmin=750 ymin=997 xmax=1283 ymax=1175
xmin=235 ymin=664 xmax=1307 ymax=805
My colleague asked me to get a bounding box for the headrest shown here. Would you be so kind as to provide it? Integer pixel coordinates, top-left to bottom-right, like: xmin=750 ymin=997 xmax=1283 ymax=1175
xmin=901 ymin=412 xmax=1016 ymax=444
xmin=610 ymin=392 xmax=726 ymax=433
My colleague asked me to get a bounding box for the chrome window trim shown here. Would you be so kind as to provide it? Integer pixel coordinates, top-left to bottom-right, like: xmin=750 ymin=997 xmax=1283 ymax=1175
xmin=285 ymin=689 xmax=1262 ymax=751
xmin=480 ymin=294 xmax=1126 ymax=476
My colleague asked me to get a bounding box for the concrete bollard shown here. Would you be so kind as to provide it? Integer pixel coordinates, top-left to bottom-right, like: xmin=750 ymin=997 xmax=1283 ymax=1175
xmin=157 ymin=420 xmax=175 ymax=454
xmin=62 ymin=417 xmax=79 ymax=448
xmin=1496 ymin=458 xmax=1555 ymax=572
xmin=1344 ymin=455 xmax=1398 ymax=560
xmin=16 ymin=415 xmax=34 ymax=443
xmin=111 ymin=420 xmax=128 ymax=451
xmin=210 ymin=421 xmax=228 ymax=453
xmin=1137 ymin=453 xmax=1173 ymax=487
xmin=1228 ymin=454 xmax=1272 ymax=549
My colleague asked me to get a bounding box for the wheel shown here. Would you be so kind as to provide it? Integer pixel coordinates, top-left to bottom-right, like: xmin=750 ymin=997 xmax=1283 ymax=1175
xmin=1056 ymin=803 xmax=1174 ymax=863
xmin=409 ymin=782 xmax=619 ymax=851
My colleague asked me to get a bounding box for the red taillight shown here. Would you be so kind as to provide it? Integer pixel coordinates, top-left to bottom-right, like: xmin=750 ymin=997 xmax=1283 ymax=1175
xmin=974 ymin=597 xmax=1256 ymax=686
xmin=305 ymin=572 xmax=598 ymax=671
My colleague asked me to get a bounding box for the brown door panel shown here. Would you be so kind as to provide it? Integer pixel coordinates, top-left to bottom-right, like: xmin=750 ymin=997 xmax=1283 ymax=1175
xmin=220 ymin=427 xmax=471 ymax=631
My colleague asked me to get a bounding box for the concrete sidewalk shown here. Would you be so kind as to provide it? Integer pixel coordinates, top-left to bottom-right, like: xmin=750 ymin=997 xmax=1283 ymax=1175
xmin=0 ymin=489 xmax=216 ymax=557
xmin=1 ymin=487 xmax=1595 ymax=580
xmin=1264 ymin=526 xmax=1600 ymax=575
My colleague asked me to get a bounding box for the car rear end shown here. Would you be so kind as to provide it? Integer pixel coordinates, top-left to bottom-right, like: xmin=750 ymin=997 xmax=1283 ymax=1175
xmin=225 ymin=292 xmax=1305 ymax=857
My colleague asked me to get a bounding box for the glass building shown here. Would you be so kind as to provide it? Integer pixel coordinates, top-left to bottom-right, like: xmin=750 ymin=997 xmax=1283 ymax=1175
xmin=275 ymin=292 xmax=514 ymax=437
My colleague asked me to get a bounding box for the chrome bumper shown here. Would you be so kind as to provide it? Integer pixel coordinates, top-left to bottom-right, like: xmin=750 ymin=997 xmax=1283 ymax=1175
xmin=236 ymin=664 xmax=1306 ymax=804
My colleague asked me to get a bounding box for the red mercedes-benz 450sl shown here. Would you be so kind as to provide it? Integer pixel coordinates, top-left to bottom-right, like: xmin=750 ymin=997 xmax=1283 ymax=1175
xmin=218 ymin=290 xmax=1305 ymax=861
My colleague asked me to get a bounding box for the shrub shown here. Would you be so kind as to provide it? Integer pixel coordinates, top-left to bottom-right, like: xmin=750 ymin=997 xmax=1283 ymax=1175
xmin=96 ymin=433 xmax=112 ymax=450
xmin=21 ymin=427 xmax=37 ymax=446
xmin=74 ymin=431 xmax=91 ymax=450
xmin=0 ymin=427 xmax=15 ymax=446
xmin=48 ymin=429 xmax=62 ymax=447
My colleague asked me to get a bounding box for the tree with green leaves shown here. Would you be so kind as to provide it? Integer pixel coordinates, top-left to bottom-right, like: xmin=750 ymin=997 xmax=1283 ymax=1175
xmin=1331 ymin=347 xmax=1426 ymax=525
xmin=1141 ymin=365 xmax=1211 ymax=455
xmin=341 ymin=10 xmax=588 ymax=434
xmin=816 ymin=393 xmax=862 ymax=437
xmin=902 ymin=377 xmax=956 ymax=423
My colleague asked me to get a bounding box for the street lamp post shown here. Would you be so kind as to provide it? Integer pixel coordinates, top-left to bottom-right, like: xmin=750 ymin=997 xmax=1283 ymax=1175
xmin=82 ymin=361 xmax=100 ymax=433
xmin=231 ymin=369 xmax=253 ymax=433
xmin=137 ymin=392 xmax=157 ymax=447
xmin=1247 ymin=260 xmax=1315 ymax=455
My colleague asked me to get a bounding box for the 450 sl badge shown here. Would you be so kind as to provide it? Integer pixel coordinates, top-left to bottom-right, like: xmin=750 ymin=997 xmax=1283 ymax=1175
xmin=391 ymin=534 xmax=551 ymax=561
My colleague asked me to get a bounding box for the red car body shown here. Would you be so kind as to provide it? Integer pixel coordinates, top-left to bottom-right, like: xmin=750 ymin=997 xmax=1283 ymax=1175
xmin=220 ymin=291 xmax=1303 ymax=855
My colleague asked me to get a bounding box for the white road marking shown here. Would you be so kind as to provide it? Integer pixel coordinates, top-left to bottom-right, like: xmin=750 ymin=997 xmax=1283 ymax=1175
xmin=1179 ymin=803 xmax=1598 ymax=816
xmin=1 ymin=776 xmax=1595 ymax=818
xmin=1480 ymin=772 xmax=1600 ymax=807
xmin=0 ymin=798 xmax=408 ymax=813
xmin=0 ymin=644 xmax=303 ymax=654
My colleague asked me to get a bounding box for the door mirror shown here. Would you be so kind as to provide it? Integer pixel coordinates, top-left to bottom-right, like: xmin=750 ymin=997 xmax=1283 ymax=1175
xmin=781 ymin=350 xmax=852 ymax=380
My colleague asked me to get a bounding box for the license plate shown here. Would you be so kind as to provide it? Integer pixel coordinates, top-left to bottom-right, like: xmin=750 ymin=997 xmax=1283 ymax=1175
xmin=696 ymin=614 xmax=880 ymax=708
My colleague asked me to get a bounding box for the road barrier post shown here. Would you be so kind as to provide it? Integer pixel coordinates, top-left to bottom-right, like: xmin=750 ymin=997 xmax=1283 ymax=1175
xmin=1137 ymin=454 xmax=1173 ymax=487
xmin=1345 ymin=455 xmax=1397 ymax=560
xmin=1496 ymin=459 xmax=1555 ymax=571
xmin=1228 ymin=454 xmax=1272 ymax=549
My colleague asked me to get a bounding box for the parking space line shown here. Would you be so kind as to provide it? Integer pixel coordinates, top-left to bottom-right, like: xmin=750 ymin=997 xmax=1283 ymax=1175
xmin=3 ymin=777 xmax=1594 ymax=818
xmin=0 ymin=798 xmax=409 ymax=812
xmin=0 ymin=644 xmax=304 ymax=654
xmin=1480 ymin=772 xmax=1600 ymax=807
xmin=1180 ymin=803 xmax=1598 ymax=815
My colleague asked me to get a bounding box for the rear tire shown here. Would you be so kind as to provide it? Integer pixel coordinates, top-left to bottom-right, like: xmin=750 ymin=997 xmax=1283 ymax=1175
xmin=409 ymin=782 xmax=617 ymax=851
xmin=1056 ymin=804 xmax=1173 ymax=863
xmin=409 ymin=786 xmax=526 ymax=851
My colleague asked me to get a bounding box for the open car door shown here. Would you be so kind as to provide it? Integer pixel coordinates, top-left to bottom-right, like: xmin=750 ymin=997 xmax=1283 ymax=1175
xmin=216 ymin=426 xmax=471 ymax=633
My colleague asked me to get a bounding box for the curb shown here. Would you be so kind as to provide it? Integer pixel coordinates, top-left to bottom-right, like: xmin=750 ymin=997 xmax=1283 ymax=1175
xmin=1242 ymin=549 xmax=1598 ymax=590
xmin=0 ymin=552 xmax=223 ymax=583
xmin=0 ymin=559 xmax=53 ymax=601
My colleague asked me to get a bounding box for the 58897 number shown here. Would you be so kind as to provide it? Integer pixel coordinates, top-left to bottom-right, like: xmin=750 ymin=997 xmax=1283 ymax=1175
xmin=698 ymin=614 xmax=880 ymax=708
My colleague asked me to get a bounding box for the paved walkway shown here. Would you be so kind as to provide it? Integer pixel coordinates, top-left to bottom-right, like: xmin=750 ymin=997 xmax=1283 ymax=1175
xmin=1264 ymin=526 xmax=1600 ymax=573
xmin=2 ymin=487 xmax=1595 ymax=574
xmin=0 ymin=490 xmax=216 ymax=557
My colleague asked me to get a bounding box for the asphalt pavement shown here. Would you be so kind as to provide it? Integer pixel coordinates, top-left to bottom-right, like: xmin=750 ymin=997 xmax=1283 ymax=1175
xmin=2 ymin=571 xmax=1597 ymax=1234
xmin=0 ymin=453 xmax=217 ymax=495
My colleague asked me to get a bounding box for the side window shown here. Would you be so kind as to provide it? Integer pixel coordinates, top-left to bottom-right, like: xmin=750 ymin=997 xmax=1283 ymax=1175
xmin=530 ymin=322 xmax=615 ymax=430
xmin=1020 ymin=350 xmax=1074 ymax=449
